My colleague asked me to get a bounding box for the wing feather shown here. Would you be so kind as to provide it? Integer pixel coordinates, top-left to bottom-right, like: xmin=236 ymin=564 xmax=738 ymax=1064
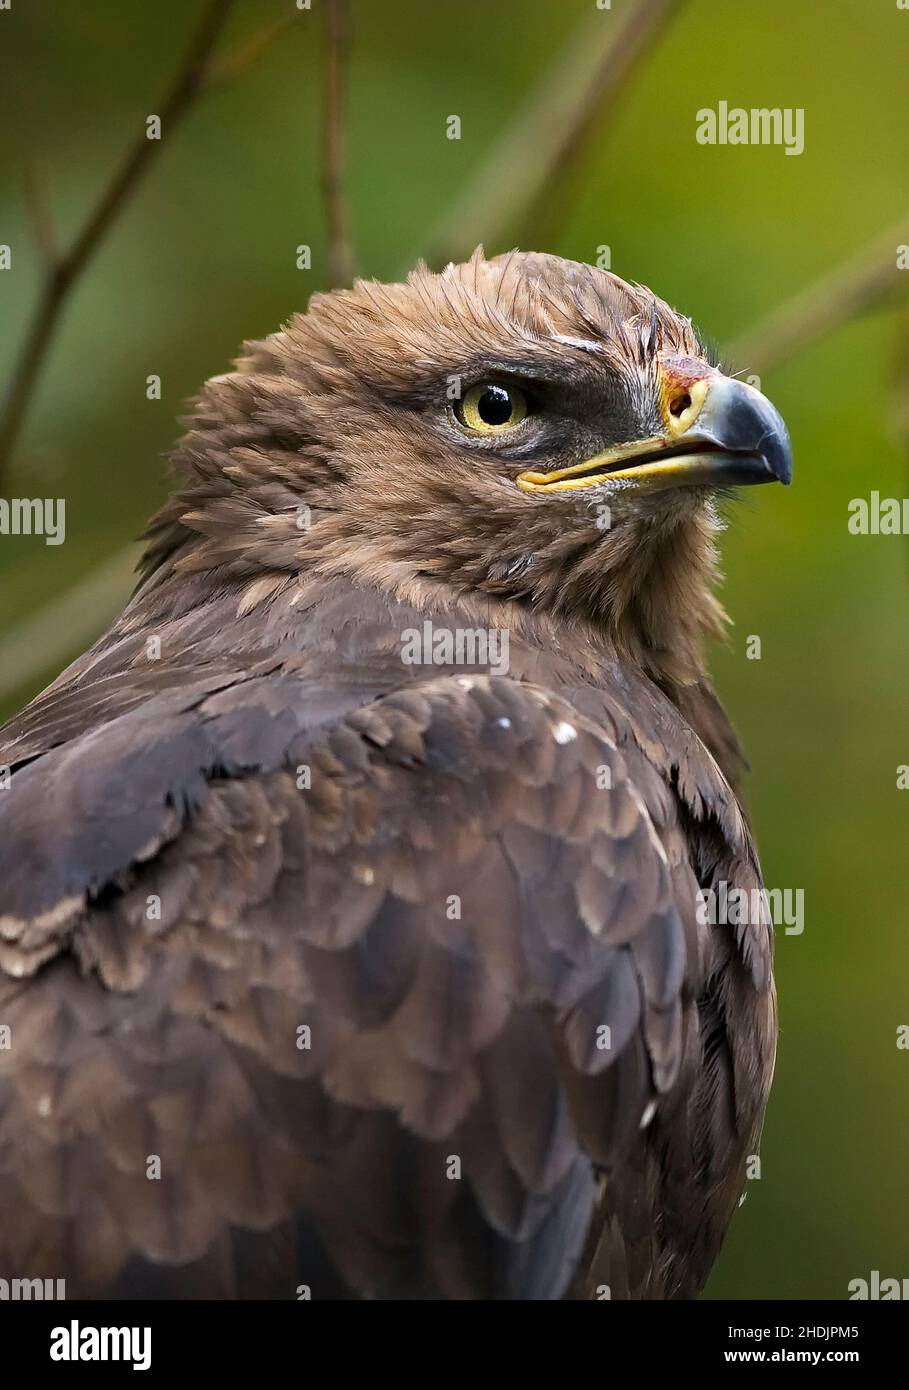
xmin=0 ymin=668 xmax=771 ymax=1298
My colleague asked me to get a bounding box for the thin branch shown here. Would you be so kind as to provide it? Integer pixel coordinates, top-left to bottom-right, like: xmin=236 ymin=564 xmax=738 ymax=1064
xmin=521 ymin=0 xmax=685 ymax=251
xmin=22 ymin=162 xmax=59 ymax=270
xmin=320 ymin=0 xmax=355 ymax=288
xmin=423 ymin=0 xmax=684 ymax=269
xmin=203 ymin=11 xmax=300 ymax=90
xmin=729 ymin=215 xmax=909 ymax=375
xmin=0 ymin=0 xmax=239 ymax=481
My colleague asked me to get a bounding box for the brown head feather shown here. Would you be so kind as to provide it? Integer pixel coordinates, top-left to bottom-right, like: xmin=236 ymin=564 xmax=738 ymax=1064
xmin=139 ymin=250 xmax=728 ymax=690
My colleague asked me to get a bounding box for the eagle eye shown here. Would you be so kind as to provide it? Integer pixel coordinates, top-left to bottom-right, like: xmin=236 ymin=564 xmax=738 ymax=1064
xmin=455 ymin=382 xmax=528 ymax=434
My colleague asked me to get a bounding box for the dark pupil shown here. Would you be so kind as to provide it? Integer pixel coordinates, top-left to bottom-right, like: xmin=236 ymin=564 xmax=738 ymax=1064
xmin=478 ymin=385 xmax=512 ymax=425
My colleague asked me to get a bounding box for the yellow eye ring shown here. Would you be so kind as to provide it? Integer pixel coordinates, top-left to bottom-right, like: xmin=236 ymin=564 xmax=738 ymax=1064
xmin=455 ymin=382 xmax=528 ymax=434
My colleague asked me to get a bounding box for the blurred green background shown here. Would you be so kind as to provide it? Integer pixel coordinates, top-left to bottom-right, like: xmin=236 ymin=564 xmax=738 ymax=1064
xmin=1 ymin=0 xmax=907 ymax=1298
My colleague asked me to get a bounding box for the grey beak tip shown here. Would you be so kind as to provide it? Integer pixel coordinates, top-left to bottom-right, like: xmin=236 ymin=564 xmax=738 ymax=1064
xmin=768 ymin=434 xmax=793 ymax=486
xmin=700 ymin=375 xmax=793 ymax=488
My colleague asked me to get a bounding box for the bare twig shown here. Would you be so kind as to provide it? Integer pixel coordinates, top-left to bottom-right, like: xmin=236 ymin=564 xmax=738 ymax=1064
xmin=203 ymin=10 xmax=300 ymax=90
xmin=521 ymin=0 xmax=685 ymax=251
xmin=422 ymin=0 xmax=684 ymax=269
xmin=22 ymin=162 xmax=59 ymax=269
xmin=0 ymin=0 xmax=313 ymax=704
xmin=729 ymin=216 xmax=909 ymax=375
xmin=320 ymin=0 xmax=355 ymax=288
xmin=0 ymin=0 xmax=239 ymax=480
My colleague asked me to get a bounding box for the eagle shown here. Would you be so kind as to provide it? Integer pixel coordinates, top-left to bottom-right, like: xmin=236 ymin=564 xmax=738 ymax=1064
xmin=0 ymin=250 xmax=789 ymax=1300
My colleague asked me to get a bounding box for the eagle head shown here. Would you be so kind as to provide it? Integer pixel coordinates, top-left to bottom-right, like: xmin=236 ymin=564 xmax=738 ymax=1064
xmin=154 ymin=249 xmax=791 ymax=685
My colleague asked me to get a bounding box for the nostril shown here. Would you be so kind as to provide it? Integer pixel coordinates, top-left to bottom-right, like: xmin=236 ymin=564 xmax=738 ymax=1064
xmin=669 ymin=391 xmax=692 ymax=419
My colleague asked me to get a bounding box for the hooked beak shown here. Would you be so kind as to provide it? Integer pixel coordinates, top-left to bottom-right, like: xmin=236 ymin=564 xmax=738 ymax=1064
xmin=516 ymin=363 xmax=792 ymax=496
